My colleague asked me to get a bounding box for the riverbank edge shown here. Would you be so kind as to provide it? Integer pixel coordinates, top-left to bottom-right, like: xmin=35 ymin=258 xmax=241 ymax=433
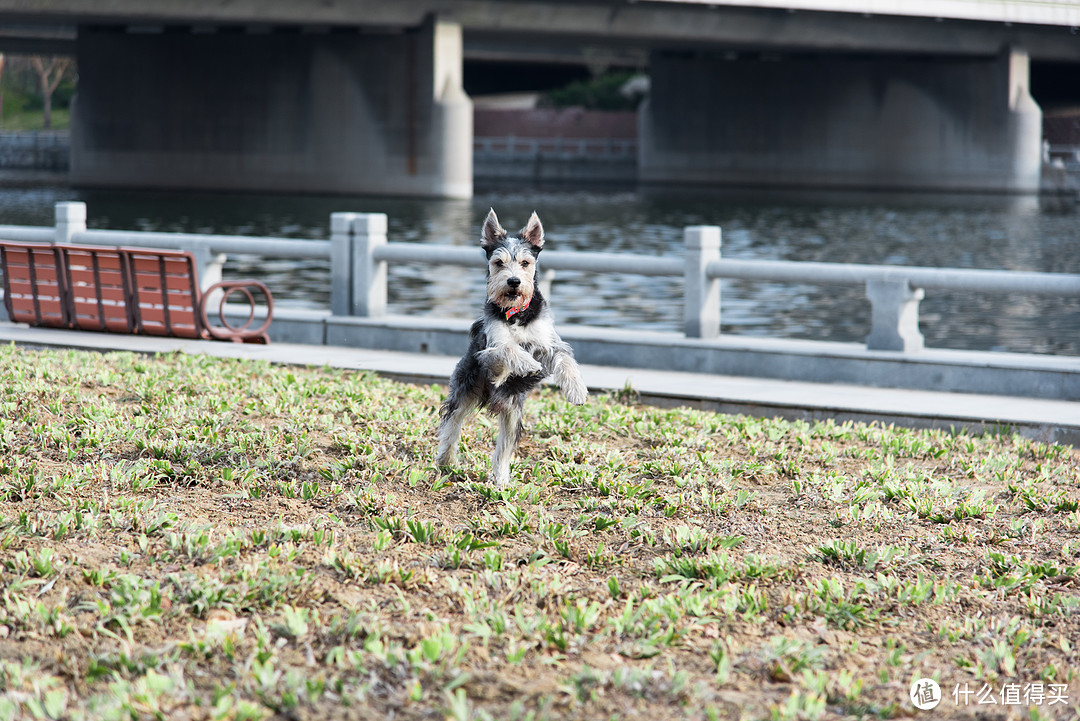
xmin=263 ymin=308 xmax=1080 ymax=401
xmin=3 ymin=305 xmax=1074 ymax=401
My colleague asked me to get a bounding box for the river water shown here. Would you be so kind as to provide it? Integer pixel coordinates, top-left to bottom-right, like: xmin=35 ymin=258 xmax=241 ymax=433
xmin=1 ymin=184 xmax=1078 ymax=355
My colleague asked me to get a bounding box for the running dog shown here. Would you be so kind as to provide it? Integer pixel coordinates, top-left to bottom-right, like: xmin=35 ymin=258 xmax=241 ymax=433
xmin=436 ymin=209 xmax=588 ymax=486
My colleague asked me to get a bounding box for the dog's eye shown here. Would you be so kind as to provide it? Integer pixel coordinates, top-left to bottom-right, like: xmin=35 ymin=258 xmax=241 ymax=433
xmin=520 ymin=260 xmax=530 ymax=268
xmin=493 ymin=260 xmax=503 ymax=268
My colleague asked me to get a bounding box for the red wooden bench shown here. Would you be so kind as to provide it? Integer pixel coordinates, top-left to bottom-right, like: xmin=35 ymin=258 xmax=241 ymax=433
xmin=0 ymin=241 xmax=69 ymax=329
xmin=60 ymin=244 xmax=135 ymax=333
xmin=1 ymin=240 xmax=274 ymax=344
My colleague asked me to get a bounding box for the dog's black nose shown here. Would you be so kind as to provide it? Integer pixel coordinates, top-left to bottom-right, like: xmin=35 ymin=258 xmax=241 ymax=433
xmin=507 ymin=277 xmax=521 ymax=288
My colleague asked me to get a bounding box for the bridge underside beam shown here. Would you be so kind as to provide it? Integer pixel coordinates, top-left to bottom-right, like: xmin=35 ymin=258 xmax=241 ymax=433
xmin=640 ymin=49 xmax=1043 ymax=194
xmin=5 ymin=0 xmax=1080 ymax=61
xmin=69 ymin=20 xmax=472 ymax=198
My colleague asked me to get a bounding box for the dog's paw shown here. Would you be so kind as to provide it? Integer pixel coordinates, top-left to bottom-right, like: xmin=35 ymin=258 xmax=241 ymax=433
xmin=491 ymin=367 xmax=512 ymax=388
xmin=511 ymin=353 xmax=543 ymax=377
xmin=525 ymin=358 xmax=544 ymax=376
xmin=561 ymin=377 xmax=587 ymax=405
xmin=564 ymin=377 xmax=588 ymax=406
xmin=490 ymin=471 xmax=510 ymax=489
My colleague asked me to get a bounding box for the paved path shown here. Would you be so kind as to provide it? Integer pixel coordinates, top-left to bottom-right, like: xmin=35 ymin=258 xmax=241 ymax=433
xmin=2 ymin=322 xmax=1077 ymax=444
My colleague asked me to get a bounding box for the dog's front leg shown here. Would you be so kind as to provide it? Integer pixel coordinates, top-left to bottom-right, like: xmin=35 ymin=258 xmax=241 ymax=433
xmin=547 ymin=343 xmax=588 ymax=406
xmin=478 ymin=344 xmax=542 ymax=387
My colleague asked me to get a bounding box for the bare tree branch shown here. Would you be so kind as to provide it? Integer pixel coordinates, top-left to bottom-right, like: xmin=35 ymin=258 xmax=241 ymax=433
xmin=30 ymin=55 xmax=72 ymax=130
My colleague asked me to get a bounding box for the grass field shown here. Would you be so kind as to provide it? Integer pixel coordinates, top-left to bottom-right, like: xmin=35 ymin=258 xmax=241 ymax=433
xmin=0 ymin=108 xmax=69 ymax=132
xmin=0 ymin=345 xmax=1077 ymax=720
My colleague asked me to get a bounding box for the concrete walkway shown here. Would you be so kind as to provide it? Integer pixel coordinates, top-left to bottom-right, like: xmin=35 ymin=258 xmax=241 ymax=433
xmin=3 ymin=322 xmax=1077 ymax=444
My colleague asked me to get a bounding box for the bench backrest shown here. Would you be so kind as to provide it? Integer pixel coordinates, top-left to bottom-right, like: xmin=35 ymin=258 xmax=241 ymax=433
xmin=3 ymin=241 xmax=271 ymax=343
xmin=123 ymin=247 xmax=203 ymax=338
xmin=56 ymin=245 xmax=135 ymax=333
xmin=0 ymin=241 xmax=69 ymax=328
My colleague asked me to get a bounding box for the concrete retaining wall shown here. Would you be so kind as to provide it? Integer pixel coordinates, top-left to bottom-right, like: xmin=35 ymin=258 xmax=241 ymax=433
xmin=473 ymin=109 xmax=638 ymax=183
xmin=0 ymin=132 xmax=69 ymax=171
xmin=1 ymin=300 xmax=1076 ymax=400
xmin=473 ymin=153 xmax=637 ymax=184
xmin=258 ymin=309 xmax=1080 ymax=402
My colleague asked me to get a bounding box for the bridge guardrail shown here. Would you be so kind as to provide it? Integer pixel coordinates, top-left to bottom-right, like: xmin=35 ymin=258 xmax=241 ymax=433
xmin=2 ymin=201 xmax=1079 ymax=354
xmin=1046 ymin=144 xmax=1080 ymax=169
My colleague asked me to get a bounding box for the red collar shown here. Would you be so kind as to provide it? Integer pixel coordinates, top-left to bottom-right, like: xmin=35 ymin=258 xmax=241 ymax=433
xmin=504 ymin=296 xmax=531 ymax=320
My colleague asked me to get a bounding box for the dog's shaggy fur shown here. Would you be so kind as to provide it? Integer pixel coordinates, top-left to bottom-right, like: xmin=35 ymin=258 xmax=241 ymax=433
xmin=436 ymin=209 xmax=588 ymax=486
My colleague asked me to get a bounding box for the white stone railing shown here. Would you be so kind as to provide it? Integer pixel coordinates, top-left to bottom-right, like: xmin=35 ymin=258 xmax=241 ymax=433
xmin=3 ymin=201 xmax=1079 ymax=353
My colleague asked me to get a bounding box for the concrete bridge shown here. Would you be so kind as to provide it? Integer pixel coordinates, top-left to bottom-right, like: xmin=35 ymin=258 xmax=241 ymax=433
xmin=1 ymin=0 xmax=1079 ymax=197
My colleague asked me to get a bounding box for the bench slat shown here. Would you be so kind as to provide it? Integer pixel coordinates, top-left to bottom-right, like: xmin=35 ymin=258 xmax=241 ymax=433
xmin=71 ymin=287 xmax=127 ymax=303
xmin=129 ymin=275 xmax=203 ymax=295
xmin=129 ymin=258 xmax=193 ymax=273
xmin=137 ymin=309 xmax=200 ymax=337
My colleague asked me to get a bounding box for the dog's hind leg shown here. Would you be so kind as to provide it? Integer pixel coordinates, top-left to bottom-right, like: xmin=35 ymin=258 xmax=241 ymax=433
xmin=436 ymin=392 xmax=478 ymax=467
xmin=437 ymin=339 xmax=487 ymax=468
xmin=490 ymin=396 xmax=525 ymax=487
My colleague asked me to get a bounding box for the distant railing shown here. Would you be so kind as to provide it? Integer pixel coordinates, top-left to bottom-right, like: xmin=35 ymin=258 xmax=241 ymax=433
xmin=0 ymin=131 xmax=69 ymax=146
xmin=3 ymin=201 xmax=1080 ymax=353
xmin=1047 ymin=144 xmax=1080 ymax=169
xmin=474 ymin=135 xmax=637 ymax=159
xmin=355 ymin=220 xmax=1080 ymax=352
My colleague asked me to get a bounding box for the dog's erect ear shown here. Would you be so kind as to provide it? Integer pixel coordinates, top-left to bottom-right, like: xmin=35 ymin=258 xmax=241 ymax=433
xmin=520 ymin=211 xmax=544 ymax=251
xmin=481 ymin=208 xmax=506 ymax=253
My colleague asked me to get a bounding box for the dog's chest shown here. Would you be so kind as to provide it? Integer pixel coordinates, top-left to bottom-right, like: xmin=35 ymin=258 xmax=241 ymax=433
xmin=488 ymin=314 xmax=556 ymax=358
xmin=509 ymin=315 xmax=555 ymax=352
xmin=506 ymin=323 xmax=534 ymax=348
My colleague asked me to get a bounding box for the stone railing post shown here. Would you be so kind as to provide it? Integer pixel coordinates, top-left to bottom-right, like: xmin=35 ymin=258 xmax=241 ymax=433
xmin=55 ymin=201 xmax=86 ymax=243
xmin=190 ymin=241 xmax=228 ymax=293
xmin=865 ymin=279 xmax=924 ymax=352
xmin=684 ymin=225 xmax=721 ymax=339
xmin=539 ymin=268 xmax=556 ymax=301
xmin=330 ymin=212 xmax=388 ymax=317
xmin=354 ymin=214 xmax=388 ymax=318
xmin=329 ymin=212 xmax=357 ymax=316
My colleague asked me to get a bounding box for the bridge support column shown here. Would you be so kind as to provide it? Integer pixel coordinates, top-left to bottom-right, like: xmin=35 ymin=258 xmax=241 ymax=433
xmin=640 ymin=48 xmax=1041 ymax=193
xmin=70 ymin=16 xmax=471 ymax=198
